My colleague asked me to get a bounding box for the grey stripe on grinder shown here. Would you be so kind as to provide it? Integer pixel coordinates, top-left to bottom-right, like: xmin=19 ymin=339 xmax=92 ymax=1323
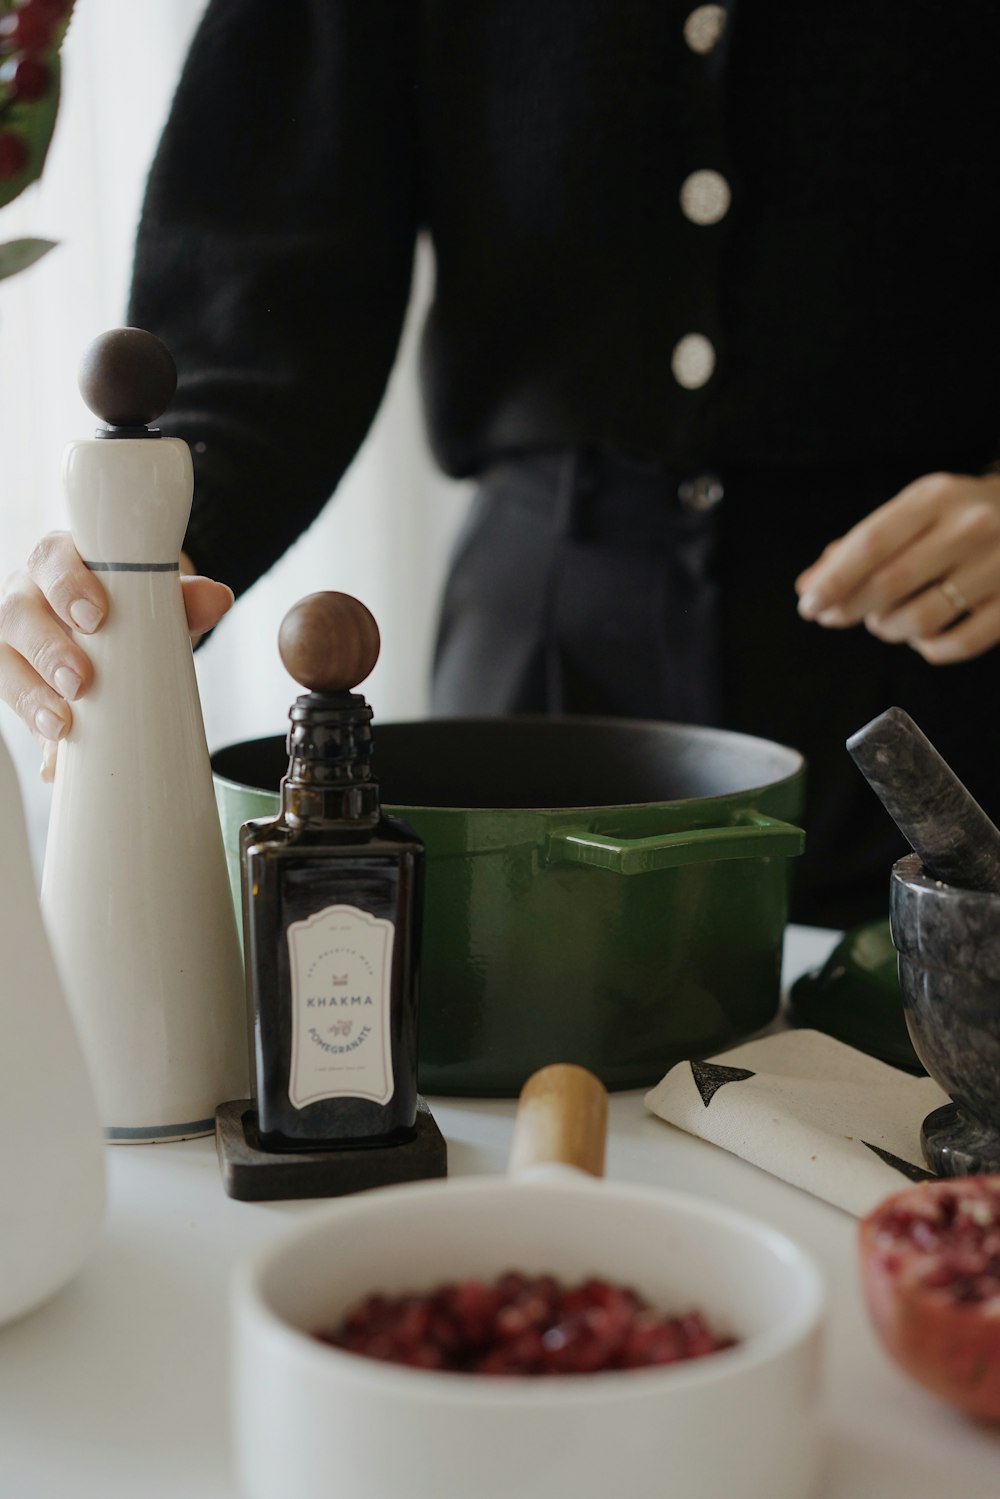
xmin=847 ymin=705 xmax=1000 ymax=893
xmin=83 ymin=561 xmax=179 ymax=572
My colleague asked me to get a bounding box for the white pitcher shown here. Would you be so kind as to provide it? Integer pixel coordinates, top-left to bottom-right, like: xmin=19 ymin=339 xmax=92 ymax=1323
xmin=0 ymin=728 xmax=105 ymax=1324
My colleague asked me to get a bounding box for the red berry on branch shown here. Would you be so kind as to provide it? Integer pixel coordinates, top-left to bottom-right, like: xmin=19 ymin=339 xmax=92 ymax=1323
xmin=0 ymin=127 xmax=28 ymax=179
xmin=0 ymin=10 xmax=53 ymax=53
xmin=20 ymin=0 xmax=70 ymax=19
xmin=0 ymin=52 xmax=50 ymax=100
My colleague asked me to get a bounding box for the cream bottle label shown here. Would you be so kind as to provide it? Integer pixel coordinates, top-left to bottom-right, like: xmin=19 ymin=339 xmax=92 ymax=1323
xmin=287 ymin=905 xmax=395 ymax=1108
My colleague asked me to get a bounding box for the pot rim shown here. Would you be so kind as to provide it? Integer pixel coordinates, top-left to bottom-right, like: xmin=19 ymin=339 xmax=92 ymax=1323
xmin=213 ymin=714 xmax=806 ymax=817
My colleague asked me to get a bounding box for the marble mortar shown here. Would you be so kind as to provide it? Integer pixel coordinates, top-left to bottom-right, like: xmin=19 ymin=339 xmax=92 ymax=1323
xmin=890 ymin=852 xmax=1000 ymax=1176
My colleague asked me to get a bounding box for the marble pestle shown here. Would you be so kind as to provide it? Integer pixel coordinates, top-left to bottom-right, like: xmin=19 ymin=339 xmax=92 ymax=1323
xmin=847 ymin=706 xmax=1000 ymax=893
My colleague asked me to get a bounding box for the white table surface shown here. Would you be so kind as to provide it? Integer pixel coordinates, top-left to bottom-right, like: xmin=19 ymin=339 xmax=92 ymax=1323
xmin=3 ymin=925 xmax=999 ymax=1499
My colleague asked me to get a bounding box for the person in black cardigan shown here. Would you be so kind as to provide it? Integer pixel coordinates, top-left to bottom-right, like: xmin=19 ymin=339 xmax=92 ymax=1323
xmin=4 ymin=0 xmax=1000 ymax=928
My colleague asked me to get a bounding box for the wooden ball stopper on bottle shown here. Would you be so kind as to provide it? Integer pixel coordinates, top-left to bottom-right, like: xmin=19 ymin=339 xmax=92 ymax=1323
xmin=78 ymin=327 xmax=178 ymax=432
xmin=277 ymin=591 xmax=380 ymax=695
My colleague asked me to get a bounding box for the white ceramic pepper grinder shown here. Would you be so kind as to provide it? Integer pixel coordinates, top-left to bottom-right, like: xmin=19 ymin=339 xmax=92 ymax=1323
xmin=41 ymin=328 xmax=248 ymax=1142
xmin=0 ymin=727 xmax=104 ymax=1324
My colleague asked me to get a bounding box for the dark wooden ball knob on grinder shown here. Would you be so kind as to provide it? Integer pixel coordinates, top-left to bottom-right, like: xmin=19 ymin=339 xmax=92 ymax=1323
xmin=78 ymin=327 xmax=178 ymax=433
xmin=277 ymin=591 xmax=381 ymax=696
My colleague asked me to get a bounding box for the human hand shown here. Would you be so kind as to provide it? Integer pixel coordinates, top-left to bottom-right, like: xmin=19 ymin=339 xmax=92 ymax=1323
xmin=0 ymin=533 xmax=234 ymax=780
xmin=181 ymin=553 xmax=236 ymax=649
xmin=795 ymin=471 xmax=1000 ymax=664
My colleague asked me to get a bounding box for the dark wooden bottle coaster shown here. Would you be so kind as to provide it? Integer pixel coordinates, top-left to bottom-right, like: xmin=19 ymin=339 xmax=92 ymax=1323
xmin=215 ymin=1098 xmax=448 ymax=1202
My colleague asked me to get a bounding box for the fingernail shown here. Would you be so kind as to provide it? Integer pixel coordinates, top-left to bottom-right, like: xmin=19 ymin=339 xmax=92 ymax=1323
xmin=35 ymin=707 xmax=67 ymax=741
xmin=53 ymin=666 xmax=81 ymax=700
xmin=69 ymin=599 xmax=102 ymax=633
xmin=797 ymin=592 xmax=821 ymax=618
xmin=39 ymin=741 xmax=57 ymax=781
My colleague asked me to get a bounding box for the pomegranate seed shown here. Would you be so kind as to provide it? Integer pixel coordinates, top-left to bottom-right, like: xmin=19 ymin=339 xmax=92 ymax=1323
xmin=316 ymin=1271 xmax=735 ymax=1375
xmin=445 ymin=1279 xmax=502 ymax=1342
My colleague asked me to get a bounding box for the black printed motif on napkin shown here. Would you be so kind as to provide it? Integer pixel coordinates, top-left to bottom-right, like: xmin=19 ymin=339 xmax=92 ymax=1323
xmin=691 ymin=1061 xmax=756 ymax=1108
xmin=863 ymin=1141 xmax=936 ymax=1183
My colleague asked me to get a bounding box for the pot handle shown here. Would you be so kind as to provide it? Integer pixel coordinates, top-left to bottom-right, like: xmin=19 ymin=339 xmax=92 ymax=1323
xmin=544 ymin=813 xmax=805 ymax=875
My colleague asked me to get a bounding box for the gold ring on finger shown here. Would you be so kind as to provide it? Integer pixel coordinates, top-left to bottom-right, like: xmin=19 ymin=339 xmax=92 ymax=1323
xmin=937 ymin=578 xmax=970 ymax=619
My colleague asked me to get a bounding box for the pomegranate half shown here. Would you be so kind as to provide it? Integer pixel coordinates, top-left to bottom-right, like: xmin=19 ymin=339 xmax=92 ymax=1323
xmin=858 ymin=1174 xmax=1000 ymax=1421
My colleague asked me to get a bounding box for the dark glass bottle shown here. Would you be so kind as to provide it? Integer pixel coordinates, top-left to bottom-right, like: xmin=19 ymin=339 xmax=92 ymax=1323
xmin=240 ymin=595 xmax=424 ymax=1152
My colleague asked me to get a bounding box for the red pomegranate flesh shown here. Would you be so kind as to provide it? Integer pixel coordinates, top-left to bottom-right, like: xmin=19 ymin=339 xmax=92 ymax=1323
xmin=859 ymin=1174 xmax=1000 ymax=1421
xmin=316 ymin=1271 xmax=735 ymax=1375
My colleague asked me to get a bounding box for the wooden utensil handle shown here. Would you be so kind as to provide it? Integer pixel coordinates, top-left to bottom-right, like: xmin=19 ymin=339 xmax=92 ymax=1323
xmin=507 ymin=1063 xmax=608 ymax=1179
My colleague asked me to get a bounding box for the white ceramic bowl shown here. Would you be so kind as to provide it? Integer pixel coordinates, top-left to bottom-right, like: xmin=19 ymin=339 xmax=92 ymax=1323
xmin=231 ymin=1168 xmax=826 ymax=1499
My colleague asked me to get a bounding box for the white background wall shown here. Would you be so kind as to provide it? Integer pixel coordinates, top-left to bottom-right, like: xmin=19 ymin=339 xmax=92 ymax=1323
xmin=0 ymin=0 xmax=470 ymax=872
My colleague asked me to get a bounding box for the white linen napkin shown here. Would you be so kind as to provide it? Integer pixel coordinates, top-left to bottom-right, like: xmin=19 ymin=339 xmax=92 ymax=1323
xmin=644 ymin=1028 xmax=951 ymax=1217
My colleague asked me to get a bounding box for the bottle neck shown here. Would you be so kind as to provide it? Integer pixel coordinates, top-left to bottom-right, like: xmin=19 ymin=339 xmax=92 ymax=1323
xmin=280 ymin=692 xmax=381 ymax=826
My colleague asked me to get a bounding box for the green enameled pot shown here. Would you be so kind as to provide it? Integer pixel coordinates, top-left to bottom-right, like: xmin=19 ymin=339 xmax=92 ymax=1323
xmin=212 ymin=716 xmax=805 ymax=1096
